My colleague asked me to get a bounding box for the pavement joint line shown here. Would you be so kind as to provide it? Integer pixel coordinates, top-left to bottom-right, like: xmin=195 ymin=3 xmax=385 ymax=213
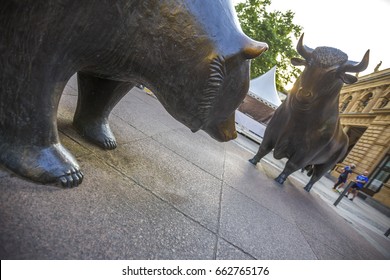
xmin=337 ymin=206 xmax=389 ymax=237
xmin=233 ymin=138 xmax=390 ymax=254
xmin=66 ymin=128 xmax=310 ymax=242
xmin=217 ymin=236 xmax=258 ymax=260
xmin=89 ymin=137 xmax=262 ymax=260
xmin=58 ymin=128 xmax=96 ymax=154
xmin=213 ymin=149 xmax=226 ymax=260
xmin=4 ymin=85 xmax=388 ymax=259
xmin=93 ymin=150 xmax=220 ymax=235
xmin=106 ymin=156 xmax=258 ymax=260
xmin=300 ymin=233 xmax=330 ymax=260
xmin=111 ymin=113 xmax=150 ymax=138
xmin=61 ymin=124 xmax=390 ymax=257
xmin=223 ymin=182 xmax=298 ymax=229
xmin=260 ymin=155 xmax=390 ymax=255
xmin=222 ymin=162 xmax=341 ymax=258
xmin=150 ymin=131 xmax=227 ymax=182
xmin=58 ymin=121 xmax=231 ymax=238
xmin=342 ymin=215 xmax=390 ymax=258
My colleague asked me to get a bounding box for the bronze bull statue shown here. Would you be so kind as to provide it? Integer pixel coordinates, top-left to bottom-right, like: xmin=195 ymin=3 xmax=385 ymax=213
xmin=249 ymin=34 xmax=369 ymax=192
xmin=0 ymin=0 xmax=268 ymax=187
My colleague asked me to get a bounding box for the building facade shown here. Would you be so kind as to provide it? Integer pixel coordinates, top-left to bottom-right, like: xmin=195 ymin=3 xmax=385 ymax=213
xmin=332 ymin=68 xmax=390 ymax=207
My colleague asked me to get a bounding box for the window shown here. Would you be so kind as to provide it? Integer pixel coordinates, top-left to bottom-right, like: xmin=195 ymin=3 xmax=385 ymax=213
xmin=340 ymin=95 xmax=352 ymax=112
xmin=356 ymin=92 xmax=373 ymax=112
xmin=377 ymin=92 xmax=389 ymax=108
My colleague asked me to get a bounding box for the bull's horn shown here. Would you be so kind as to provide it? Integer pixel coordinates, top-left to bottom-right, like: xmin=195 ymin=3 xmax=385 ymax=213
xmin=341 ymin=50 xmax=370 ymax=73
xmin=297 ymin=33 xmax=313 ymax=60
xmin=242 ymin=38 xmax=268 ymax=59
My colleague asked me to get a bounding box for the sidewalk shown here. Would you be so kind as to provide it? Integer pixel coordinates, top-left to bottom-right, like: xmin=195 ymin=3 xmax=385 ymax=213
xmin=233 ymin=135 xmax=390 ymax=259
xmin=0 ymin=75 xmax=389 ymax=259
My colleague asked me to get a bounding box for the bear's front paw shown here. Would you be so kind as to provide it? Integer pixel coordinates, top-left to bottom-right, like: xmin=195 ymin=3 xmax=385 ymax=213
xmin=58 ymin=167 xmax=84 ymax=188
xmin=0 ymin=142 xmax=84 ymax=187
xmin=103 ymin=138 xmax=117 ymax=150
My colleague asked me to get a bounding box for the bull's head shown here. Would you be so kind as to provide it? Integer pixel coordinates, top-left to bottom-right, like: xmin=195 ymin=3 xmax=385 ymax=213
xmin=135 ymin=0 xmax=268 ymax=142
xmin=290 ymin=34 xmax=369 ymax=103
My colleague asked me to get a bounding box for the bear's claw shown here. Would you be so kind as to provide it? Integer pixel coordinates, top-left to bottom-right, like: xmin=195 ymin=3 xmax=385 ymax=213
xmin=58 ymin=169 xmax=84 ymax=188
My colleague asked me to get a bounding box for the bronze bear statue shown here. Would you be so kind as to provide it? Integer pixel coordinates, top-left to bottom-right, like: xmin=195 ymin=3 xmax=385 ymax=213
xmin=0 ymin=0 xmax=267 ymax=187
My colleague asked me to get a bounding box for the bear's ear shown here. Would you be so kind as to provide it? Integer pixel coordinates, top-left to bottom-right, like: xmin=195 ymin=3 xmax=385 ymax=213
xmin=339 ymin=73 xmax=358 ymax=84
xmin=291 ymin=57 xmax=306 ymax=66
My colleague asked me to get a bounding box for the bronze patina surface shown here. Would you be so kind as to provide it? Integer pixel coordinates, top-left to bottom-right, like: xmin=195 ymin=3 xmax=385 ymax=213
xmin=249 ymin=34 xmax=369 ymax=192
xmin=0 ymin=0 xmax=267 ymax=187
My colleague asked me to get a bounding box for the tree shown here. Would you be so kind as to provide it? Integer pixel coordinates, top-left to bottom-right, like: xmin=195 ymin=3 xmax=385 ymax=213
xmin=235 ymin=0 xmax=302 ymax=92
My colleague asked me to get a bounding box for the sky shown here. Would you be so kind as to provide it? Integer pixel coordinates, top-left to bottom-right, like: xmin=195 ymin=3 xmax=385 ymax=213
xmin=233 ymin=0 xmax=390 ymax=76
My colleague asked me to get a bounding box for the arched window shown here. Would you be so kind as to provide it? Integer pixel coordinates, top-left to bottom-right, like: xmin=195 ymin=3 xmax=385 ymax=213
xmin=340 ymin=95 xmax=352 ymax=112
xmin=356 ymin=92 xmax=373 ymax=112
xmin=378 ymin=92 xmax=390 ymax=108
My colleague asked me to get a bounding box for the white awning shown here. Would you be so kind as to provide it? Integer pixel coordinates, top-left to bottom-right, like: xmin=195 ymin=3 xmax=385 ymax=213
xmin=248 ymin=66 xmax=282 ymax=109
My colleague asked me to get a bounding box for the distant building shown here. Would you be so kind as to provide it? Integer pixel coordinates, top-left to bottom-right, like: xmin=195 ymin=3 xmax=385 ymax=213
xmin=332 ymin=68 xmax=390 ymax=207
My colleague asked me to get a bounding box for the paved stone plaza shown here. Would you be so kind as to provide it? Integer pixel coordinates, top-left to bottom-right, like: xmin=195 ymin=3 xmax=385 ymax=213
xmin=0 ymin=75 xmax=389 ymax=259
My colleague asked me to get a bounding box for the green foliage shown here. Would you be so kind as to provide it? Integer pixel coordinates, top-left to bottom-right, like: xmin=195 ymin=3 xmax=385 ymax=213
xmin=235 ymin=0 xmax=302 ymax=91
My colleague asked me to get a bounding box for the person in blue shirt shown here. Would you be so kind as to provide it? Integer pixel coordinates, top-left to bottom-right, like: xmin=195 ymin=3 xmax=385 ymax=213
xmin=346 ymin=171 xmax=369 ymax=201
xmin=333 ymin=164 xmax=356 ymax=192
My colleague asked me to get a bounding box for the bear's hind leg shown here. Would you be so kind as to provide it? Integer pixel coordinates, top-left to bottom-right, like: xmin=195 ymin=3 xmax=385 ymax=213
xmin=73 ymin=72 xmax=134 ymax=150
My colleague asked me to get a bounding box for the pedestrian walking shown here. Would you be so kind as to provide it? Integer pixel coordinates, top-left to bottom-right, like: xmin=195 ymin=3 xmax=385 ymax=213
xmin=345 ymin=171 xmax=369 ymax=201
xmin=333 ymin=164 xmax=355 ymax=192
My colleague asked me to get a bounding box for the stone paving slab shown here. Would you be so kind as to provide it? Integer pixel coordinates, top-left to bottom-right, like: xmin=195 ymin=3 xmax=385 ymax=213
xmin=0 ymin=77 xmax=388 ymax=259
xmin=0 ymin=154 xmax=216 ymax=259
xmin=219 ymin=184 xmax=317 ymax=259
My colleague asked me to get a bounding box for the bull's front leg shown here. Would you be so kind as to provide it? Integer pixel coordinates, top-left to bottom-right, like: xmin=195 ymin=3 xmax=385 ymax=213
xmin=275 ymin=159 xmax=301 ymax=184
xmin=249 ymin=139 xmax=274 ymax=165
xmin=303 ymin=163 xmax=332 ymax=192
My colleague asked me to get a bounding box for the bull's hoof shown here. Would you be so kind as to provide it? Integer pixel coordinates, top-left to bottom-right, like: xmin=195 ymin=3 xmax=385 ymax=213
xmin=248 ymin=158 xmax=258 ymax=165
xmin=0 ymin=143 xmax=83 ymax=187
xmin=274 ymin=175 xmax=286 ymax=184
xmin=74 ymin=118 xmax=117 ymax=150
xmin=304 ymin=184 xmax=312 ymax=192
